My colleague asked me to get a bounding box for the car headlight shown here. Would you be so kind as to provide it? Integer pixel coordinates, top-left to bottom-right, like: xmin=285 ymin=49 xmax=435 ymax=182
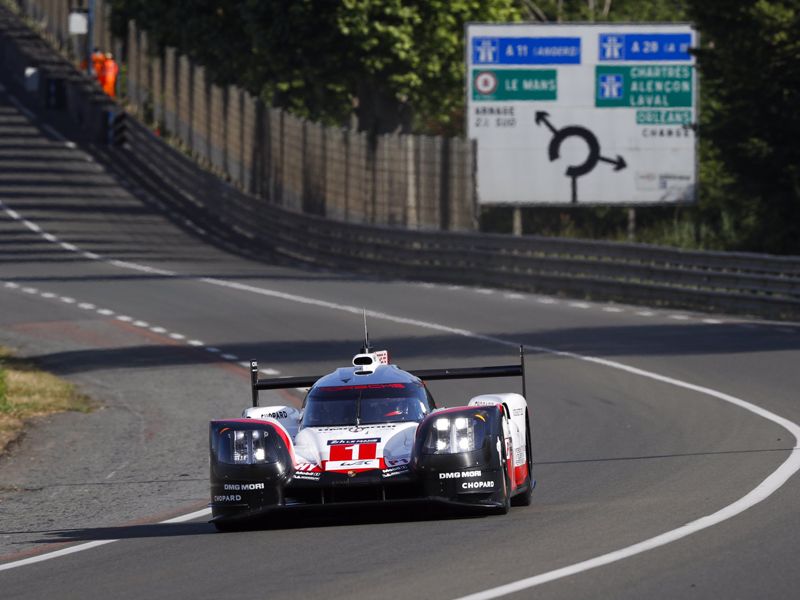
xmin=422 ymin=414 xmax=486 ymax=454
xmin=218 ymin=428 xmax=279 ymax=464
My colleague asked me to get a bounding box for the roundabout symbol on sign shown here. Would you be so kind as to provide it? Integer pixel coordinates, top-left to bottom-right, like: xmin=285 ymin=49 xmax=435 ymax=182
xmin=535 ymin=111 xmax=626 ymax=203
xmin=475 ymin=71 xmax=498 ymax=95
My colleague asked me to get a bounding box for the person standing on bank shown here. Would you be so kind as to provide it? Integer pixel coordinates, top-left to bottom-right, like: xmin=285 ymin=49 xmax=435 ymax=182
xmin=102 ymin=52 xmax=119 ymax=98
xmin=91 ymin=47 xmax=106 ymax=87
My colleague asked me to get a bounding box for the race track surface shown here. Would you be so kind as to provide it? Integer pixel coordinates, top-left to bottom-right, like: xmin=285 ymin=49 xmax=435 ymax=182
xmin=0 ymin=79 xmax=798 ymax=600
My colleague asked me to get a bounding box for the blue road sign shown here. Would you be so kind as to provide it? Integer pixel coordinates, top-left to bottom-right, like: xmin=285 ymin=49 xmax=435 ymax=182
xmin=597 ymin=74 xmax=624 ymax=99
xmin=598 ymin=33 xmax=692 ymax=61
xmin=472 ymin=37 xmax=581 ymax=65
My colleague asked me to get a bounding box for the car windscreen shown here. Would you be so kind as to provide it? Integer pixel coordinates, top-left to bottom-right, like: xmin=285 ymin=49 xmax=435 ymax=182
xmin=302 ymin=382 xmax=431 ymax=427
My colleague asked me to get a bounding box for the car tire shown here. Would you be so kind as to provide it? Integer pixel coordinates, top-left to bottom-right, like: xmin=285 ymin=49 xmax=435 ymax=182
xmin=496 ymin=434 xmax=511 ymax=515
xmin=511 ymin=412 xmax=534 ymax=507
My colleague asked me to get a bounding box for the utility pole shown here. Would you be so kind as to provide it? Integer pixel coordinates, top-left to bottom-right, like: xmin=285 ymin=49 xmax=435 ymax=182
xmin=85 ymin=0 xmax=95 ymax=76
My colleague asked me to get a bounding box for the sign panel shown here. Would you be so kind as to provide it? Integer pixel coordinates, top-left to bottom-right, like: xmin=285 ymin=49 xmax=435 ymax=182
xmin=466 ymin=24 xmax=698 ymax=205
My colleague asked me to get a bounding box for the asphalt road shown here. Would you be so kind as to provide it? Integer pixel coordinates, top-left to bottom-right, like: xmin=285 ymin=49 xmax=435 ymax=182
xmin=0 ymin=79 xmax=798 ymax=600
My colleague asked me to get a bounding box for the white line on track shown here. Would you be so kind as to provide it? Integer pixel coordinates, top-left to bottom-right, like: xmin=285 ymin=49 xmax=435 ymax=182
xmin=1 ymin=198 xmax=799 ymax=592
xmin=0 ymin=508 xmax=211 ymax=573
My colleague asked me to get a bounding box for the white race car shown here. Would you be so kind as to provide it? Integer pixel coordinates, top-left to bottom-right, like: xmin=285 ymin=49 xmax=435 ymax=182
xmin=209 ymin=346 xmax=534 ymax=530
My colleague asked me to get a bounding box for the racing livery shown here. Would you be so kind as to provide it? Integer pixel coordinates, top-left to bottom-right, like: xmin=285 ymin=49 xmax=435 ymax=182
xmin=209 ymin=347 xmax=534 ymax=530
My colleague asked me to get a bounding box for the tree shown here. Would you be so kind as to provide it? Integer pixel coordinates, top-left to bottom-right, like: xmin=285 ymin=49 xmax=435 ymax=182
xmin=687 ymin=0 xmax=800 ymax=253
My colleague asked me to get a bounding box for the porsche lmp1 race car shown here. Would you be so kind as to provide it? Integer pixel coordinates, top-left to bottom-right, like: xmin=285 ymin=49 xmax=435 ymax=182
xmin=208 ymin=345 xmax=534 ymax=530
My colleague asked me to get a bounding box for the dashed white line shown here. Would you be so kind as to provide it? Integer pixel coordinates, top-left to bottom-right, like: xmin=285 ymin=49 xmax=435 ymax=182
xmin=537 ymin=298 xmax=557 ymax=305
xmin=168 ymin=333 xmax=185 ymax=340
xmin=115 ymin=315 xmax=133 ymax=322
xmin=21 ymin=287 xmax=38 ymax=294
xmin=149 ymin=326 xmax=167 ymax=334
xmin=60 ymin=242 xmax=78 ymax=252
xmin=602 ymin=306 xmax=624 ymax=313
xmin=260 ymin=368 xmax=281 ymax=375
xmin=187 ymin=340 xmax=204 ymax=347
xmin=132 ymin=320 xmax=149 ymax=328
xmin=636 ymin=310 xmax=655 ymax=317
xmin=60 ymin=297 xmax=76 ymax=304
xmin=221 ymin=353 xmax=238 ymax=361
xmin=475 ymin=288 xmax=494 ymax=295
xmin=97 ymin=309 xmax=114 ymax=316
xmin=4 ymin=282 xmax=19 ymax=289
xmin=669 ymin=314 xmax=690 ymax=321
xmin=205 ymin=347 xmax=221 ymax=353
xmin=504 ymin=293 xmax=524 ymax=300
xmin=78 ymin=303 xmax=96 ymax=310
xmin=702 ymin=318 xmax=722 ymax=324
xmin=40 ymin=292 xmax=56 ymax=299
xmin=42 ymin=233 xmax=58 ymax=242
xmin=569 ymin=302 xmax=590 ymax=309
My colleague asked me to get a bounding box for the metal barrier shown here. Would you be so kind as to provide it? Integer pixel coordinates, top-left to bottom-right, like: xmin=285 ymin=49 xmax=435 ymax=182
xmin=117 ymin=117 xmax=800 ymax=322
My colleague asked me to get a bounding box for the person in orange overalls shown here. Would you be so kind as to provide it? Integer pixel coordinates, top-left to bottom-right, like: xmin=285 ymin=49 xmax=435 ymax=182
xmin=102 ymin=52 xmax=119 ymax=98
xmin=91 ymin=47 xmax=106 ymax=87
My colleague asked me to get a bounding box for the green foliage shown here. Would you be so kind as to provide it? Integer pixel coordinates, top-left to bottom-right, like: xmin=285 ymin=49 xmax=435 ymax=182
xmin=108 ymin=0 xmax=800 ymax=253
xmin=687 ymin=0 xmax=800 ymax=253
xmin=111 ymin=0 xmax=520 ymax=132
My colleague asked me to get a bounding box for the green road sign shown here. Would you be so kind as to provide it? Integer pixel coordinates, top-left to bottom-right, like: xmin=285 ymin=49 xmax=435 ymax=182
xmin=472 ymin=69 xmax=557 ymax=102
xmin=636 ymin=109 xmax=693 ymax=125
xmin=596 ymin=65 xmax=693 ymax=108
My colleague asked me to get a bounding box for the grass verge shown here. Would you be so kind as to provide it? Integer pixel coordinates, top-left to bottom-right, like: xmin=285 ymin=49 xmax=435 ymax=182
xmin=0 ymin=347 xmax=92 ymax=454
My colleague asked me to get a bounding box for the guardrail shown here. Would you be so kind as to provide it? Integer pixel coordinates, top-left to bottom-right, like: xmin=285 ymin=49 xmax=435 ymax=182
xmin=114 ymin=117 xmax=800 ymax=321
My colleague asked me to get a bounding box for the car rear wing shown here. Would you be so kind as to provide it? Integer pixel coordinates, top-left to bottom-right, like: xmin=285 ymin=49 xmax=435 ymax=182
xmin=249 ymin=346 xmax=527 ymax=407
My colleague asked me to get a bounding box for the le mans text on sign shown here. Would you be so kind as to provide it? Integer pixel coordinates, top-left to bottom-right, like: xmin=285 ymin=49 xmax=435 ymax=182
xmin=466 ymin=24 xmax=698 ymax=206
